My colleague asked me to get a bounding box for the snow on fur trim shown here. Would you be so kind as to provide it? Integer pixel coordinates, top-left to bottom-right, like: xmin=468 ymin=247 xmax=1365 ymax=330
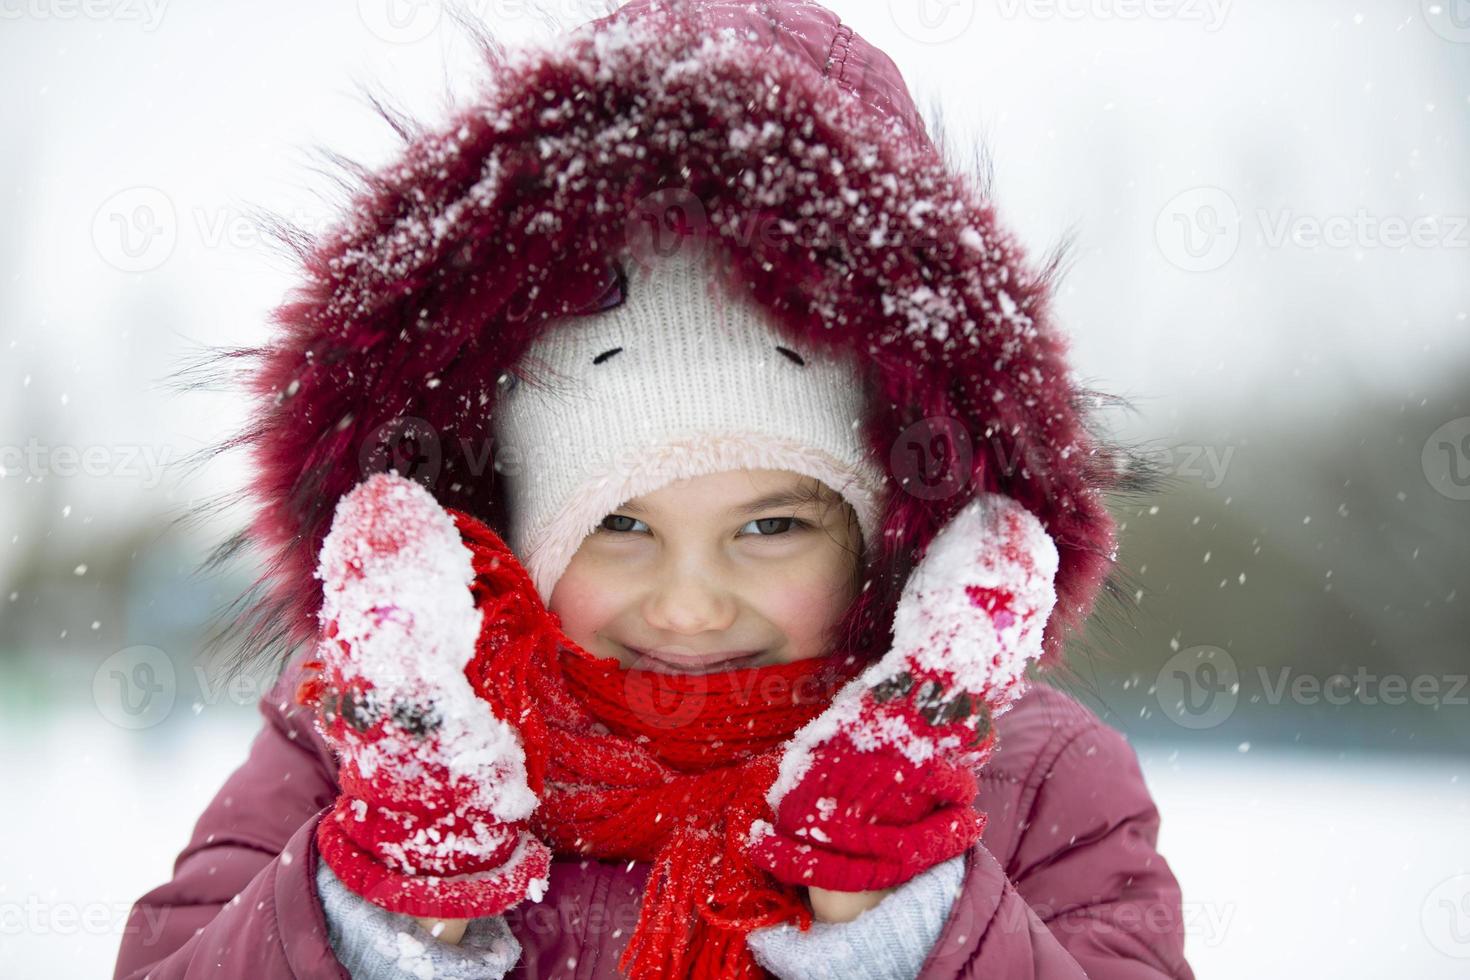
xmin=213 ymin=1 xmax=1128 ymax=681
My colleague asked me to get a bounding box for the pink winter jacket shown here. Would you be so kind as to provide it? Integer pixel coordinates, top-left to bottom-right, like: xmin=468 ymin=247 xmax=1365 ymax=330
xmin=115 ymin=2 xmax=1195 ymax=975
xmin=114 ymin=656 xmax=1195 ymax=979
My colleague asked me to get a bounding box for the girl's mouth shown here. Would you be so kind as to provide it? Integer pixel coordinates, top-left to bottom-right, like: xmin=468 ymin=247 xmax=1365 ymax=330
xmin=624 ymin=645 xmax=765 ymax=674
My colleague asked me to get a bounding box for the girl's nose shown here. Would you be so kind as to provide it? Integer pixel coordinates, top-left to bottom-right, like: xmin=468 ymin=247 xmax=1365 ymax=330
xmin=640 ymin=571 xmax=738 ymax=636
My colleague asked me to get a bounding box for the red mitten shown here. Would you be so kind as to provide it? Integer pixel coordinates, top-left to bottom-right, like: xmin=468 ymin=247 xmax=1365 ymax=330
xmin=747 ymin=492 xmax=1060 ymax=893
xmin=299 ymin=472 xmax=552 ymax=919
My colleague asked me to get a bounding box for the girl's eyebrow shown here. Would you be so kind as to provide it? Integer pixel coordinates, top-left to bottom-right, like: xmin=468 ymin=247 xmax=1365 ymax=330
xmin=617 ymin=489 xmax=817 ymax=517
xmin=728 ymin=489 xmax=817 ymax=515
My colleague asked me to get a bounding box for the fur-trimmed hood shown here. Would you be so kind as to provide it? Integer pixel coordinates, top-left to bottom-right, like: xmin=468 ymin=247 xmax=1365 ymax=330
xmin=204 ymin=0 xmax=1146 ymax=680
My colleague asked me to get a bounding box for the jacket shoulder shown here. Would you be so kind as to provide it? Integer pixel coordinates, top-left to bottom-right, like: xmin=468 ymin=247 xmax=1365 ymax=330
xmin=927 ymin=683 xmax=1191 ymax=979
xmin=983 ymin=679 xmax=1114 ymax=781
xmin=976 ymin=680 xmax=1153 ymax=868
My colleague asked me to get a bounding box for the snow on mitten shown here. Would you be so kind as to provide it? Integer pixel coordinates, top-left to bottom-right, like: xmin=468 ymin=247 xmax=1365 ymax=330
xmin=747 ymin=492 xmax=1060 ymax=893
xmin=300 ymin=471 xmax=552 ymax=919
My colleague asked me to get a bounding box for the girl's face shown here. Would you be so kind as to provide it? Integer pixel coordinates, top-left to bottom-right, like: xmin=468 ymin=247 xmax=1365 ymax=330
xmin=547 ymin=469 xmax=863 ymax=674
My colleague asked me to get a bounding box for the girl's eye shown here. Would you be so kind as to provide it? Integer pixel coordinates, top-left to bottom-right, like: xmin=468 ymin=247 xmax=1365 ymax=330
xmin=739 ymin=516 xmax=810 ymax=537
xmin=598 ymin=514 xmax=649 ymax=534
xmin=597 ymin=515 xmax=811 ymax=537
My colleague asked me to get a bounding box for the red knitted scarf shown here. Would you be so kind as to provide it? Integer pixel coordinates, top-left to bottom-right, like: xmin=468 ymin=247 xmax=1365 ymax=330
xmin=452 ymin=513 xmax=868 ymax=979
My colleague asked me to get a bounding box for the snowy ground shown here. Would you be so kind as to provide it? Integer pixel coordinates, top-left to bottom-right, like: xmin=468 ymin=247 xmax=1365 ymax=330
xmin=1138 ymin=742 xmax=1470 ymax=977
xmin=3 ymin=705 xmax=1467 ymax=978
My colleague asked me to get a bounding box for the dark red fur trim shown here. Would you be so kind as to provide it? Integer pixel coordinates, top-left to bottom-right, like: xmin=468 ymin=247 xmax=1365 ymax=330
xmin=228 ymin=3 xmax=1124 ymax=679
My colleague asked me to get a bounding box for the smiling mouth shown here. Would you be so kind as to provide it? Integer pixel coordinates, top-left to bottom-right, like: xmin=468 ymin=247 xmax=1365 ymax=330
xmin=623 ymin=645 xmax=765 ymax=674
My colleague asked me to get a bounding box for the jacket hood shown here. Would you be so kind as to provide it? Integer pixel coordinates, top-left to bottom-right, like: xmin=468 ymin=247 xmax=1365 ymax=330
xmin=204 ymin=0 xmax=1145 ymax=680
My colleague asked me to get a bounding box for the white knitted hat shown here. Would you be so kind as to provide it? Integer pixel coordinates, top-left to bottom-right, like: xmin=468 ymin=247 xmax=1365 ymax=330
xmin=491 ymin=244 xmax=889 ymax=604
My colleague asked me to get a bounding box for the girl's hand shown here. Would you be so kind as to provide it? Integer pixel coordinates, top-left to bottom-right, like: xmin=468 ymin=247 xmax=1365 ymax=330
xmin=747 ymin=493 xmax=1059 ymax=896
xmin=303 ymin=472 xmax=552 ymax=920
xmin=807 ymin=885 xmax=897 ymax=924
xmin=412 ymin=916 xmax=470 ymax=945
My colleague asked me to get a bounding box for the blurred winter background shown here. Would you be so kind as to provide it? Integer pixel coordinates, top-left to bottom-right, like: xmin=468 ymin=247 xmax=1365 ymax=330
xmin=2 ymin=0 xmax=1468 ymax=976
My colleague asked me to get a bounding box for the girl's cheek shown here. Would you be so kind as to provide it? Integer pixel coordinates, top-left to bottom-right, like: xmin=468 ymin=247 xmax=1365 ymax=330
xmin=754 ymin=576 xmax=849 ymax=661
xmin=548 ymin=563 xmax=626 ymax=652
xmin=777 ymin=545 xmax=862 ymax=659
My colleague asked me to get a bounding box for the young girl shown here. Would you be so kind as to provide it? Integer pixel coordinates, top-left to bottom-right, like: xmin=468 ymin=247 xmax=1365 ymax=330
xmin=115 ymin=2 xmax=1194 ymax=978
